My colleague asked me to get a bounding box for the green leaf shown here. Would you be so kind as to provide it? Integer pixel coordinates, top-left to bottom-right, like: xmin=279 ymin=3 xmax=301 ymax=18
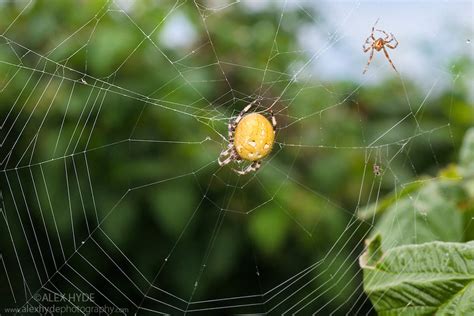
xmin=370 ymin=181 xmax=466 ymax=250
xmin=358 ymin=165 xmax=464 ymax=221
xmin=361 ymin=239 xmax=474 ymax=316
xmin=357 ymin=180 xmax=425 ymax=220
xmin=360 ymin=234 xmax=383 ymax=267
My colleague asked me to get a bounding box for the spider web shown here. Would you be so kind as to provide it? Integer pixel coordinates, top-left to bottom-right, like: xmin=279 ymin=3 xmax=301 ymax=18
xmin=0 ymin=0 xmax=471 ymax=315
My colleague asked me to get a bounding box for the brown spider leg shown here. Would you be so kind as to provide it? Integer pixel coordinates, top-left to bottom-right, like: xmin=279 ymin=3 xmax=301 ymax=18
xmin=368 ymin=29 xmax=376 ymax=42
xmin=225 ymin=98 xmax=261 ymax=155
xmin=363 ymin=19 xmax=379 ymax=52
xmin=363 ymin=47 xmax=375 ymax=74
xmin=376 ymin=29 xmax=390 ymax=41
xmin=234 ymin=98 xmax=260 ymax=126
xmin=363 ymin=36 xmax=373 ymax=52
xmin=270 ymin=110 xmax=277 ymax=133
xmin=219 ymin=155 xmax=233 ymax=166
xmin=228 ymin=98 xmax=261 ymax=143
xmin=219 ymin=152 xmax=236 ymax=167
xmin=370 ymin=18 xmax=379 ymax=40
xmin=228 ymin=120 xmax=236 ymax=142
xmin=218 ymin=145 xmax=235 ymax=166
xmin=370 ymin=27 xmax=375 ymax=39
xmin=385 ymin=33 xmax=398 ymax=49
xmin=373 ymin=17 xmax=380 ymax=28
xmin=233 ymin=161 xmax=261 ymax=175
xmin=382 ymin=46 xmax=398 ymax=72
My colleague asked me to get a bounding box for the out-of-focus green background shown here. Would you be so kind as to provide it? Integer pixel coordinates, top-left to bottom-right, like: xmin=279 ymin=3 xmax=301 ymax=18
xmin=0 ymin=0 xmax=472 ymax=314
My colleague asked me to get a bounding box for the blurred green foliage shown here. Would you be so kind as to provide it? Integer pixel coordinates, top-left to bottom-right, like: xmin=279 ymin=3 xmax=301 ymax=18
xmin=0 ymin=0 xmax=472 ymax=314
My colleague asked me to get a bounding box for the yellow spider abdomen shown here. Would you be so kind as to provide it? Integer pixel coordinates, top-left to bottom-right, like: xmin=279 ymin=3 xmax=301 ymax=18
xmin=234 ymin=113 xmax=275 ymax=161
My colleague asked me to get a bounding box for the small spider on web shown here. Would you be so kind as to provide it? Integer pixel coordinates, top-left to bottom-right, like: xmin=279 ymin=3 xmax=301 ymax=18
xmin=363 ymin=19 xmax=399 ymax=74
xmin=373 ymin=163 xmax=382 ymax=176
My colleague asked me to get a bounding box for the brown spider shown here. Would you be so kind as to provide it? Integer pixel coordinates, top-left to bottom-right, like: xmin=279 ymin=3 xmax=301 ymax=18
xmin=363 ymin=20 xmax=399 ymax=74
xmin=373 ymin=163 xmax=382 ymax=176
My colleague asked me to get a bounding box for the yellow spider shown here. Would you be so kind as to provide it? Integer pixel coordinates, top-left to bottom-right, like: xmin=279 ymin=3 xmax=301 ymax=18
xmin=218 ymin=99 xmax=276 ymax=175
